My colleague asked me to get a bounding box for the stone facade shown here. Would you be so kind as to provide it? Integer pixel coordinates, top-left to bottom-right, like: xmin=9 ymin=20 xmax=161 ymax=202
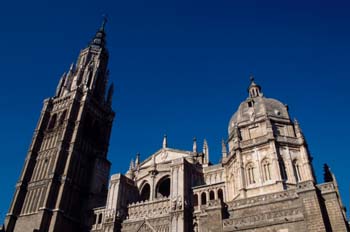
xmin=88 ymin=80 xmax=349 ymax=231
xmin=86 ymin=82 xmax=349 ymax=232
xmin=2 ymin=24 xmax=349 ymax=232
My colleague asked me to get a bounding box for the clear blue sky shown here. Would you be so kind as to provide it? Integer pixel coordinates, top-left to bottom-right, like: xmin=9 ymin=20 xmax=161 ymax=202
xmin=0 ymin=0 xmax=349 ymax=221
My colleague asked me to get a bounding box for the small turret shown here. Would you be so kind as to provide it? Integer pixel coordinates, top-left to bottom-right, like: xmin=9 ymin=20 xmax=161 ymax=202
xmin=248 ymin=75 xmax=262 ymax=98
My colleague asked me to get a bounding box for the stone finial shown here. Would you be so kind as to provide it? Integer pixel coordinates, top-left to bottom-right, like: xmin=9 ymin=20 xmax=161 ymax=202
xmin=193 ymin=137 xmax=197 ymax=153
xmin=67 ymin=63 xmax=75 ymax=78
xmin=294 ymin=118 xmax=304 ymax=138
xmin=135 ymin=153 xmax=140 ymax=167
xmin=129 ymin=159 xmax=134 ymax=170
xmin=203 ymin=139 xmax=209 ymax=164
xmin=221 ymin=139 xmax=227 ymax=158
xmin=163 ymin=134 xmax=167 ymax=149
xmin=55 ymin=73 xmax=66 ymax=97
xmin=126 ymin=158 xmax=135 ymax=179
xmin=323 ymin=163 xmax=333 ymax=182
xmin=69 ymin=63 xmax=75 ymax=71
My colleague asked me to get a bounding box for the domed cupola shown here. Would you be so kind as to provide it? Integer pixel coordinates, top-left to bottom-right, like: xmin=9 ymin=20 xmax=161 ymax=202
xmin=228 ymin=77 xmax=290 ymax=137
xmin=223 ymin=77 xmax=315 ymax=200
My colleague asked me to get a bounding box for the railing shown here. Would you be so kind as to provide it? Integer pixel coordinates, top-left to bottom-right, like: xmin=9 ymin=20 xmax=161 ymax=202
xmin=91 ymin=207 xmax=117 ymax=231
xmin=127 ymin=197 xmax=171 ymax=220
xmin=239 ymin=135 xmax=302 ymax=149
xmin=227 ymin=189 xmax=298 ymax=210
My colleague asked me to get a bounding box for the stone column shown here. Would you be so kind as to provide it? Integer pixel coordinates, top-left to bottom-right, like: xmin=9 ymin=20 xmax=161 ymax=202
xmin=237 ymin=150 xmax=246 ymax=198
xmin=170 ymin=159 xmax=185 ymax=232
xmin=270 ymin=141 xmax=283 ymax=181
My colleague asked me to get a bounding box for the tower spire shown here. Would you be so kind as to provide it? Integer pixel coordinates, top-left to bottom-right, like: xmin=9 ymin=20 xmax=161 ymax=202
xmin=100 ymin=15 xmax=108 ymax=31
xmin=90 ymin=17 xmax=108 ymax=49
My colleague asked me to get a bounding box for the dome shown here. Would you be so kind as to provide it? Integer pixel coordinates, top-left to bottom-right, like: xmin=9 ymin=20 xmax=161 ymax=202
xmin=228 ymin=79 xmax=290 ymax=135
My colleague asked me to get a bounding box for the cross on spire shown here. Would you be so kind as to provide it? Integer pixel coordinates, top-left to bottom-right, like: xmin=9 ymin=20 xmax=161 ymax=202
xmin=250 ymin=74 xmax=255 ymax=83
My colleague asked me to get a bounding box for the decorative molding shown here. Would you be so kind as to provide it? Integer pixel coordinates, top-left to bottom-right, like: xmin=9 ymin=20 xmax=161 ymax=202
xmin=223 ymin=207 xmax=304 ymax=230
xmin=227 ymin=190 xmax=298 ymax=210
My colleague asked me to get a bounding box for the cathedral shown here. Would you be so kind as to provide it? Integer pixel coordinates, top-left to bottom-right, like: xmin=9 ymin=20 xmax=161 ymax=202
xmin=2 ymin=22 xmax=350 ymax=232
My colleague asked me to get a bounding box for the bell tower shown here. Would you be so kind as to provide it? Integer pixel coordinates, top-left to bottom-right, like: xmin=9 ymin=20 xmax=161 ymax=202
xmin=4 ymin=19 xmax=115 ymax=232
